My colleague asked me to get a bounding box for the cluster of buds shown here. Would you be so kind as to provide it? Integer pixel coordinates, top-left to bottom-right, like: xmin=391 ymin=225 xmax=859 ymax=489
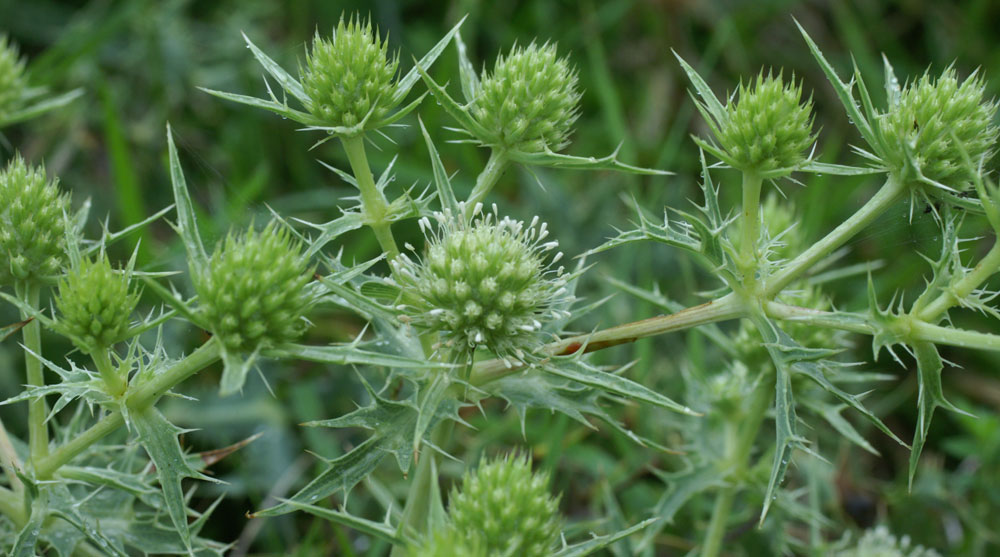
xmin=0 ymin=35 xmax=26 ymax=122
xmin=712 ymin=71 xmax=816 ymax=175
xmin=54 ymin=255 xmax=139 ymax=353
xmin=392 ymin=204 xmax=571 ymax=363
xmin=194 ymin=222 xmax=313 ymax=353
xmin=0 ymin=156 xmax=71 ymax=285
xmin=835 ymin=525 xmax=940 ymax=557
xmin=302 ymin=15 xmax=399 ymax=130
xmin=471 ymin=42 xmax=580 ymax=153
xmin=879 ymin=68 xmax=998 ymax=192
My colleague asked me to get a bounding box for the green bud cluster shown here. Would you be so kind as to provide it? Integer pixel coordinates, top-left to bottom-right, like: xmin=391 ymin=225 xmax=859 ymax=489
xmin=448 ymin=454 xmax=561 ymax=557
xmin=392 ymin=204 xmax=570 ymax=362
xmin=54 ymin=255 xmax=139 ymax=352
xmin=472 ymin=42 xmax=580 ymax=153
xmin=195 ymin=222 xmax=313 ymax=353
xmin=0 ymin=156 xmax=71 ymax=285
xmin=715 ymin=72 xmax=815 ymax=174
xmin=835 ymin=525 xmax=940 ymax=557
xmin=408 ymin=528 xmax=485 ymax=557
xmin=302 ymin=15 xmax=399 ymax=130
xmin=879 ymin=69 xmax=998 ymax=192
xmin=0 ymin=35 xmax=27 ymax=121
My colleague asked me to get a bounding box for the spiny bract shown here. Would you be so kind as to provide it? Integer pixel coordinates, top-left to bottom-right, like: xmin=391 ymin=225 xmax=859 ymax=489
xmin=302 ymin=15 xmax=399 ymax=130
xmin=392 ymin=204 xmax=570 ymax=361
xmin=471 ymin=42 xmax=580 ymax=153
xmin=54 ymin=255 xmax=140 ymax=353
xmin=447 ymin=454 xmax=561 ymax=557
xmin=714 ymin=71 xmax=815 ymax=174
xmin=195 ymin=222 xmax=313 ymax=353
xmin=0 ymin=35 xmax=26 ymax=121
xmin=879 ymin=68 xmax=998 ymax=193
xmin=0 ymin=155 xmax=71 ymax=285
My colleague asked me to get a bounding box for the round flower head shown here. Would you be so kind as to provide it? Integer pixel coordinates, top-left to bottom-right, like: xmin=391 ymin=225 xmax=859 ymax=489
xmin=714 ymin=71 xmax=816 ymax=175
xmin=301 ymin=15 xmax=399 ymax=130
xmin=54 ymin=255 xmax=140 ymax=353
xmin=878 ymin=68 xmax=998 ymax=194
xmin=835 ymin=525 xmax=940 ymax=557
xmin=195 ymin=222 xmax=313 ymax=353
xmin=472 ymin=42 xmax=581 ymax=153
xmin=408 ymin=527 xmax=485 ymax=557
xmin=392 ymin=204 xmax=570 ymax=362
xmin=0 ymin=155 xmax=71 ymax=285
xmin=0 ymin=35 xmax=27 ymax=122
xmin=447 ymin=454 xmax=561 ymax=557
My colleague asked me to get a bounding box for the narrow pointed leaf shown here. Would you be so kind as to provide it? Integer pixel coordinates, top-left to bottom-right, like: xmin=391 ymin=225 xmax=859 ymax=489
xmin=393 ymin=16 xmax=467 ymax=104
xmin=419 ymin=117 xmax=461 ymax=215
xmin=165 ymin=125 xmax=208 ymax=275
xmin=241 ymin=32 xmax=309 ymax=104
xmin=541 ymin=359 xmax=699 ymax=416
xmin=672 ymin=51 xmax=727 ymax=125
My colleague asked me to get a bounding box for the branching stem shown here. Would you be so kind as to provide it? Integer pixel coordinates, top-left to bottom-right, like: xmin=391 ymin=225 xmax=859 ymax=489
xmin=341 ymin=134 xmax=400 ymax=261
xmin=466 ymin=149 xmax=509 ymax=213
xmin=92 ymin=348 xmax=126 ymax=397
xmin=917 ymin=239 xmax=1000 ymax=322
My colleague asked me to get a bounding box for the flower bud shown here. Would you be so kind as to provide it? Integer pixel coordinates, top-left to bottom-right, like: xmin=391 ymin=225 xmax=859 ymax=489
xmin=195 ymin=222 xmax=313 ymax=353
xmin=392 ymin=206 xmax=570 ymax=361
xmin=0 ymin=35 xmax=26 ymax=122
xmin=302 ymin=15 xmax=399 ymax=130
xmin=54 ymin=255 xmax=139 ymax=352
xmin=715 ymin=71 xmax=815 ymax=174
xmin=472 ymin=42 xmax=580 ymax=153
xmin=447 ymin=454 xmax=561 ymax=557
xmin=0 ymin=156 xmax=71 ymax=285
xmin=879 ymin=69 xmax=998 ymax=192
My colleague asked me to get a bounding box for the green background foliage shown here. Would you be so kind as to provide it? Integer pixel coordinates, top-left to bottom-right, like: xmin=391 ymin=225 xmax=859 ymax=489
xmin=2 ymin=0 xmax=999 ymax=554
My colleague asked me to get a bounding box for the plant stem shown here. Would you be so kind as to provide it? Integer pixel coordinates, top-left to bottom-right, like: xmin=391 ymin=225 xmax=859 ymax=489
xmin=465 ymin=149 xmax=509 ymax=213
xmin=92 ymin=348 xmax=126 ymax=397
xmin=917 ymin=239 xmax=1000 ymax=322
xmin=471 ymin=293 xmax=745 ymax=386
xmin=0 ymin=417 xmax=23 ymax=493
xmin=391 ymin=421 xmax=453 ymax=557
xmin=341 ymin=134 xmax=400 ymax=261
xmin=34 ymin=339 xmax=221 ymax=478
xmin=740 ymin=171 xmax=763 ymax=284
xmin=20 ymin=283 xmax=49 ymax=463
xmin=765 ymin=176 xmax=906 ymax=297
xmin=0 ymin=485 xmax=26 ymax=526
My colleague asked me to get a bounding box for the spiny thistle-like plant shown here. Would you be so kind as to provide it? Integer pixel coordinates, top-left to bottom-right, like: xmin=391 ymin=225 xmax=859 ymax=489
xmin=470 ymin=42 xmax=580 ymax=153
xmin=302 ymin=15 xmax=399 ymax=130
xmin=0 ymin=155 xmax=71 ymax=285
xmin=392 ymin=204 xmax=570 ymax=362
xmin=194 ymin=221 xmax=313 ymax=355
xmin=835 ymin=526 xmax=942 ymax=557
xmin=0 ymin=35 xmax=27 ymax=121
xmin=53 ymin=254 xmax=140 ymax=353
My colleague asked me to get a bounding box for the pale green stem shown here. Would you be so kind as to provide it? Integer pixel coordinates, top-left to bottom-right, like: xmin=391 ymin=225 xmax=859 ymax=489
xmin=916 ymin=239 xmax=1000 ymax=323
xmin=471 ymin=293 xmax=745 ymax=386
xmin=740 ymin=171 xmax=763 ymax=284
xmin=92 ymin=348 xmax=125 ymax=398
xmin=0 ymin=416 xmax=23 ymax=493
xmin=465 ymin=149 xmax=509 ymax=214
xmin=910 ymin=320 xmax=1000 ymax=351
xmin=34 ymin=339 xmax=221 ymax=479
xmin=20 ymin=283 xmax=49 ymax=463
xmin=341 ymin=134 xmax=400 ymax=261
xmin=0 ymin=485 xmax=26 ymax=526
xmin=765 ymin=176 xmax=906 ymax=297
xmin=391 ymin=422 xmax=453 ymax=556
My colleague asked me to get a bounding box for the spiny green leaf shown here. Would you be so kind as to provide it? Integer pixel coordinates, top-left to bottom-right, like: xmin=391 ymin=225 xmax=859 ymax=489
xmin=541 ymin=359 xmax=699 ymax=416
xmin=454 ymin=31 xmax=480 ymax=104
xmin=672 ymin=51 xmax=727 ymax=125
xmin=280 ymin=500 xmax=406 ymax=546
xmin=553 ymin=518 xmax=656 ymax=557
xmin=165 ymin=124 xmax=208 ymax=276
xmin=392 ymin=16 xmax=467 ymax=105
xmin=507 ymin=146 xmax=670 ymax=175
xmin=419 ymin=117 xmax=461 ymax=216
xmin=241 ymin=31 xmax=310 ymax=105
xmin=909 ymin=341 xmax=971 ymax=489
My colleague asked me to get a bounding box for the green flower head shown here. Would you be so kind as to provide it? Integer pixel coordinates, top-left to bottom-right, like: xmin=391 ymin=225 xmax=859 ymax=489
xmin=302 ymin=15 xmax=399 ymax=130
xmin=835 ymin=525 xmax=940 ymax=557
xmin=195 ymin=222 xmax=313 ymax=353
xmin=0 ymin=155 xmax=71 ymax=285
xmin=447 ymin=454 xmax=561 ymax=557
xmin=472 ymin=42 xmax=581 ymax=153
xmin=0 ymin=35 xmax=27 ymax=122
xmin=392 ymin=204 xmax=571 ymax=363
xmin=54 ymin=255 xmax=140 ymax=353
xmin=879 ymin=68 xmax=998 ymax=193
xmin=713 ymin=71 xmax=816 ymax=175
xmin=408 ymin=528 xmax=485 ymax=557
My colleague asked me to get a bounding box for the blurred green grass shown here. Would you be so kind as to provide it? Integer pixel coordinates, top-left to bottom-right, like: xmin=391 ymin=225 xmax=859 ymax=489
xmin=2 ymin=0 xmax=1000 ymax=553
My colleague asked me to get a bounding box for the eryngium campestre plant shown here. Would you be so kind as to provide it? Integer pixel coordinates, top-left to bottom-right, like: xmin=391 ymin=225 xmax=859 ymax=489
xmin=447 ymin=454 xmax=561 ymax=557
xmin=0 ymin=35 xmax=26 ymax=121
xmin=392 ymin=205 xmax=569 ymax=361
xmin=0 ymin=155 xmax=70 ymax=285
xmin=471 ymin=42 xmax=580 ymax=153
xmin=54 ymin=255 xmax=139 ymax=353
xmin=195 ymin=221 xmax=312 ymax=353
xmin=879 ymin=69 xmax=998 ymax=192
xmin=302 ymin=15 xmax=399 ymax=130
xmin=712 ymin=71 xmax=816 ymax=175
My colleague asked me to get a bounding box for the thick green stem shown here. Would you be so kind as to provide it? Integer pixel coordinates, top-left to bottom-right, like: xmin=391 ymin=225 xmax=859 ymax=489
xmin=341 ymin=134 xmax=400 ymax=261
xmin=740 ymin=171 xmax=763 ymax=284
xmin=92 ymin=348 xmax=126 ymax=398
xmin=0 ymin=485 xmax=26 ymax=526
xmin=766 ymin=176 xmax=906 ymax=297
xmin=20 ymin=284 xmax=49 ymax=463
xmin=34 ymin=339 xmax=221 ymax=478
xmin=0 ymin=417 xmax=23 ymax=493
xmin=465 ymin=149 xmax=509 ymax=213
xmin=917 ymin=239 xmax=1000 ymax=323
